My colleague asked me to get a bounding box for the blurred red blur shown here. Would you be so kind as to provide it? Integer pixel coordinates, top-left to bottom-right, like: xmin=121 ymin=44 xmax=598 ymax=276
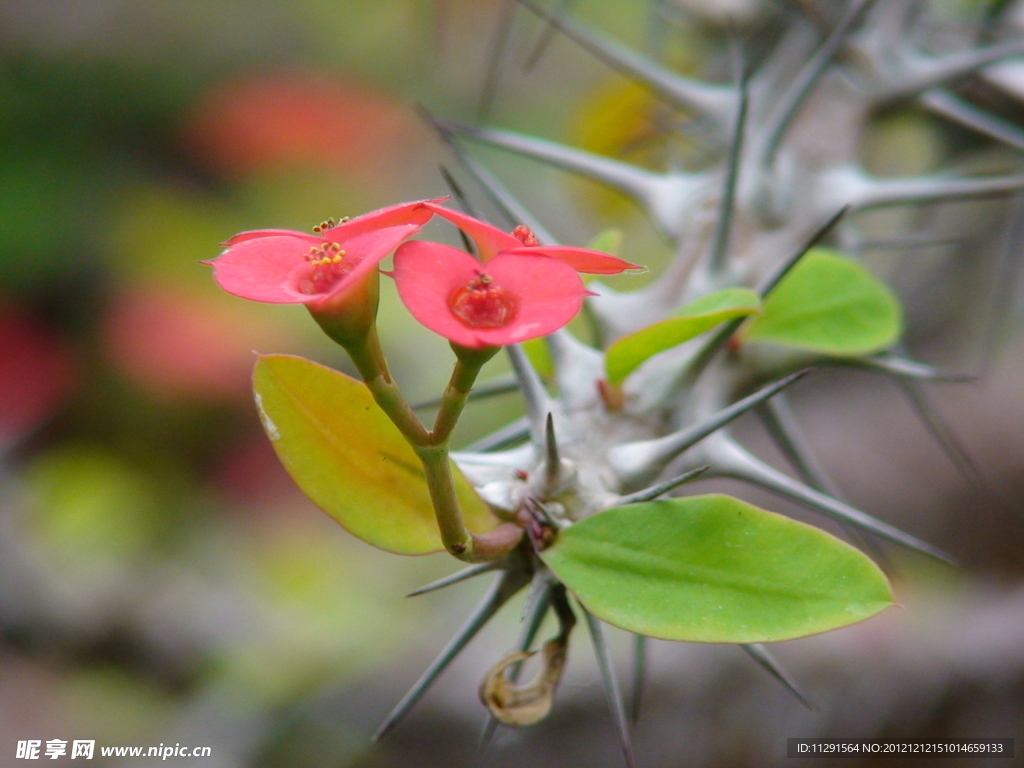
xmin=101 ymin=283 xmax=287 ymax=403
xmin=0 ymin=302 xmax=78 ymax=444
xmin=183 ymin=71 xmax=416 ymax=180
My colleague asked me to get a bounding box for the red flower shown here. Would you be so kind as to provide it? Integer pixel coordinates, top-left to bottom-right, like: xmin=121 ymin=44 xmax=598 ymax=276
xmin=207 ymin=199 xmax=439 ymax=310
xmin=424 ymin=202 xmax=640 ymax=274
xmin=393 ymin=240 xmax=590 ymax=349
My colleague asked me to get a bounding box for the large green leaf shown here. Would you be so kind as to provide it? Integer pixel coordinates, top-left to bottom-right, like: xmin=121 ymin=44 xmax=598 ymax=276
xmin=604 ymin=288 xmax=761 ymax=383
xmin=541 ymin=495 xmax=892 ymax=643
xmin=253 ymin=354 xmax=498 ymax=555
xmin=742 ymin=249 xmax=902 ymax=356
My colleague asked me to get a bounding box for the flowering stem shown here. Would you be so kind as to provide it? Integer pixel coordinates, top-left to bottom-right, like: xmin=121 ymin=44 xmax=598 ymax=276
xmin=348 ymin=332 xmax=519 ymax=562
xmin=431 ymin=346 xmax=499 ymax=444
xmin=421 ymin=344 xmax=521 ymax=562
xmin=346 ymin=327 xmax=428 ymax=445
xmin=416 ymin=445 xmax=523 ymax=562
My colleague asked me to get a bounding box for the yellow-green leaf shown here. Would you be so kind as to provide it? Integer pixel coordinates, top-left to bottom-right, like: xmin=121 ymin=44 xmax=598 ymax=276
xmin=253 ymin=354 xmax=498 ymax=555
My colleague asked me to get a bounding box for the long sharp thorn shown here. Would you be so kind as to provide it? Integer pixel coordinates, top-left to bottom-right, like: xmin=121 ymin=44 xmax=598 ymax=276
xmin=609 ymin=370 xmax=811 ymax=487
xmin=413 ymin=375 xmax=520 ymax=411
xmin=440 ymin=120 xmax=667 ymax=215
xmin=708 ymin=40 xmax=749 ymax=278
xmin=544 ymin=412 xmax=560 ymax=487
xmin=479 ymin=0 xmax=518 ymax=120
xmin=617 ymin=466 xmax=710 ymax=506
xmin=761 ymin=0 xmax=877 ymax=168
xmin=464 ymin=416 xmax=531 ymax=453
xmin=512 ymin=0 xmax=733 ymax=125
xmin=759 ymin=396 xmax=892 ymax=571
xmin=852 ymin=354 xmax=974 ymax=382
xmin=895 ymin=377 xmax=984 ymax=486
xmin=630 ymin=634 xmax=647 ymax=724
xmin=525 ymin=0 xmax=578 ymax=70
xmin=480 ymin=576 xmax=554 ymax=748
xmin=406 ymin=562 xmax=502 ymax=597
xmin=374 ymin=569 xmax=529 ymax=740
xmin=741 ymin=644 xmax=817 ymax=711
xmin=759 ymin=206 xmax=849 ymax=297
xmin=921 ymin=90 xmax=1024 ymax=153
xmin=759 ymin=396 xmax=842 ymax=498
xmin=849 ymin=173 xmax=1024 ymax=210
xmin=709 ymin=436 xmax=954 ymax=563
xmin=445 ymin=119 xmax=700 ymax=238
xmin=585 ymin=611 xmax=636 ymax=768
xmin=892 ymin=39 xmax=1024 ymax=100
xmin=507 ymin=344 xmax=555 ymax=447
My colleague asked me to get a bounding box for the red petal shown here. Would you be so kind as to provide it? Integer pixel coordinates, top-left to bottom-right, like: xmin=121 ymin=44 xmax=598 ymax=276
xmin=423 ymin=202 xmax=521 ymax=262
xmin=393 ymin=241 xmax=483 ymax=347
xmin=393 ymin=242 xmax=586 ymax=348
xmin=325 ymin=197 xmax=445 ymax=240
xmin=210 ymin=234 xmax=320 ymax=303
xmin=219 ymin=197 xmax=443 ymax=247
xmin=504 ymin=246 xmax=642 ymax=274
xmin=212 ymin=224 xmax=420 ymax=305
xmin=220 ymin=228 xmax=320 ymax=247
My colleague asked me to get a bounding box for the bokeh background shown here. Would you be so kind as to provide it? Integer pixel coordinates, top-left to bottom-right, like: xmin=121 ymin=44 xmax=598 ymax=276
xmin=1 ymin=1 xmax=1022 ymax=766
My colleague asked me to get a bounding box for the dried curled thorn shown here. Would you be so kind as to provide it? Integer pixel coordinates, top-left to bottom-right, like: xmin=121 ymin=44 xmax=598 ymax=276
xmin=479 ymin=634 xmax=570 ymax=727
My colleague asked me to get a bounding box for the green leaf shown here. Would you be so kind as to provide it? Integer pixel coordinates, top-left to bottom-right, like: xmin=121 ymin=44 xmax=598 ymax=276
xmin=742 ymin=249 xmax=902 ymax=356
xmin=604 ymin=288 xmax=761 ymax=383
xmin=253 ymin=354 xmax=498 ymax=555
xmin=541 ymin=495 xmax=892 ymax=643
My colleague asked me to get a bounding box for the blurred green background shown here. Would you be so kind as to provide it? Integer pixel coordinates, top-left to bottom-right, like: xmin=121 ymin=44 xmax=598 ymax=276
xmin=1 ymin=1 xmax=1022 ymax=766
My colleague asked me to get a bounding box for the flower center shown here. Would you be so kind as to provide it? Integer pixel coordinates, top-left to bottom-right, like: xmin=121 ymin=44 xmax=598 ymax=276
xmin=512 ymin=225 xmax=539 ymax=247
xmin=297 ymin=242 xmax=351 ymax=295
xmin=449 ymin=272 xmax=518 ymax=328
